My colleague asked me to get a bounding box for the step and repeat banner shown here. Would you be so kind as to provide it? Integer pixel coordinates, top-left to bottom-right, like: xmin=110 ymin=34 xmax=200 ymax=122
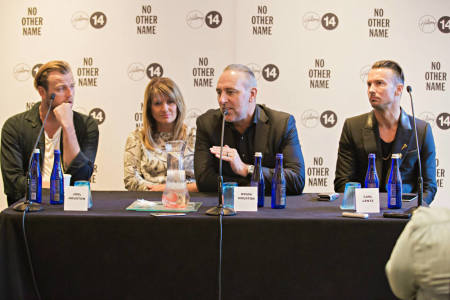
xmin=0 ymin=0 xmax=449 ymax=209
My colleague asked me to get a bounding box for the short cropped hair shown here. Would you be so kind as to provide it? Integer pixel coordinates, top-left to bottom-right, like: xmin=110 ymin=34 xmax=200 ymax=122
xmin=371 ymin=60 xmax=404 ymax=84
xmin=223 ymin=64 xmax=257 ymax=88
xmin=34 ymin=60 xmax=72 ymax=91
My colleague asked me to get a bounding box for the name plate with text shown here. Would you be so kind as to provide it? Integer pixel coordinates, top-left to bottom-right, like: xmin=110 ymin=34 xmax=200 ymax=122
xmin=234 ymin=187 xmax=257 ymax=212
xmin=355 ymin=188 xmax=380 ymax=213
xmin=64 ymin=186 xmax=89 ymax=211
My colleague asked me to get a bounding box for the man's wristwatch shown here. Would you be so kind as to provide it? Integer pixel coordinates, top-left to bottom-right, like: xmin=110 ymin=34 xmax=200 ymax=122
xmin=247 ymin=164 xmax=254 ymax=176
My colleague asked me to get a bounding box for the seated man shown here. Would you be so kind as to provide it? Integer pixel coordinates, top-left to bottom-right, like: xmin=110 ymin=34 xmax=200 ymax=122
xmin=1 ymin=60 xmax=99 ymax=206
xmin=194 ymin=64 xmax=305 ymax=194
xmin=334 ymin=60 xmax=437 ymax=204
xmin=386 ymin=206 xmax=450 ymax=300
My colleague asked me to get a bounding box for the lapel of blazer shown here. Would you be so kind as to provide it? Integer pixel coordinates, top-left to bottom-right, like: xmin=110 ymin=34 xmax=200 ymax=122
xmin=254 ymin=106 xmax=269 ymax=154
xmin=362 ymin=112 xmax=383 ymax=178
xmin=392 ymin=108 xmax=412 ymax=166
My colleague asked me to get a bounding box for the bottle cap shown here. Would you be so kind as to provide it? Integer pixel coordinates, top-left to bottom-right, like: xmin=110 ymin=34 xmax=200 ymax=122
xmin=254 ymin=152 xmax=262 ymax=157
xmin=276 ymin=153 xmax=283 ymax=159
xmin=391 ymin=153 xmax=401 ymax=159
xmin=54 ymin=149 xmax=61 ymax=154
xmin=33 ymin=148 xmax=40 ymax=154
xmin=368 ymin=153 xmax=375 ymax=158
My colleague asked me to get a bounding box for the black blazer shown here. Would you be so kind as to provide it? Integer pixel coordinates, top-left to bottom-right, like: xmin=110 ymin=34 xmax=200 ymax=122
xmin=1 ymin=102 xmax=99 ymax=205
xmin=194 ymin=104 xmax=305 ymax=195
xmin=334 ymin=109 xmax=437 ymax=204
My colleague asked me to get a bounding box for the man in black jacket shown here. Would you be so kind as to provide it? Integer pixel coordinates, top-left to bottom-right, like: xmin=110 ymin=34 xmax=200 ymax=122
xmin=1 ymin=60 xmax=99 ymax=206
xmin=334 ymin=60 xmax=437 ymax=204
xmin=194 ymin=64 xmax=305 ymax=194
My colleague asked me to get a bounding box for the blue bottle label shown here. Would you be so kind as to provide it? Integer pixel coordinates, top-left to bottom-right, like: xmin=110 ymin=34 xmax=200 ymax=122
xmin=53 ymin=179 xmax=61 ymax=201
xmin=276 ymin=184 xmax=286 ymax=206
xmin=366 ymin=182 xmax=377 ymax=188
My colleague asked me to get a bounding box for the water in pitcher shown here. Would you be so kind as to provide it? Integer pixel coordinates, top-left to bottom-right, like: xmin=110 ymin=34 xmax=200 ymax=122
xmin=162 ymin=144 xmax=190 ymax=208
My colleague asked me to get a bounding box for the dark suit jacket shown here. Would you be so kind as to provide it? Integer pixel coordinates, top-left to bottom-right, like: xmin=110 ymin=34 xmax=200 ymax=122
xmin=334 ymin=109 xmax=437 ymax=204
xmin=1 ymin=102 xmax=99 ymax=206
xmin=194 ymin=104 xmax=305 ymax=195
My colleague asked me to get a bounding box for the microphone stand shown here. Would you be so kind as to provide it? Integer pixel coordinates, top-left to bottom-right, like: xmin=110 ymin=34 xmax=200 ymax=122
xmin=206 ymin=110 xmax=236 ymax=216
xmin=14 ymin=94 xmax=56 ymax=212
xmin=405 ymin=86 xmax=424 ymax=214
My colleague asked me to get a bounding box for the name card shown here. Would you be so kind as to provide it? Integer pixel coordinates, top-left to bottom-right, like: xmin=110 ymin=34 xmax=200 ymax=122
xmin=234 ymin=187 xmax=257 ymax=212
xmin=355 ymin=188 xmax=380 ymax=213
xmin=64 ymin=186 xmax=89 ymax=211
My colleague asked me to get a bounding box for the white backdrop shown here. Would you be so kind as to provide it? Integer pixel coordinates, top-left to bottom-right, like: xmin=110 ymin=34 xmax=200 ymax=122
xmin=1 ymin=0 xmax=449 ymax=210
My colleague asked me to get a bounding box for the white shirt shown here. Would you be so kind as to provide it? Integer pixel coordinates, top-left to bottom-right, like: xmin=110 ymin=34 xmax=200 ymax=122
xmin=42 ymin=127 xmax=62 ymax=186
xmin=386 ymin=207 xmax=450 ymax=300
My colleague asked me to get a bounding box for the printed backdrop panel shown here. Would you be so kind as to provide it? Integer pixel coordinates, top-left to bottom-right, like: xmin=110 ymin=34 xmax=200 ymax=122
xmin=0 ymin=0 xmax=448 ymax=210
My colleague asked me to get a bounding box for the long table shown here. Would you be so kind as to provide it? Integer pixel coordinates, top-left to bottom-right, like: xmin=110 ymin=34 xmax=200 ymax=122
xmin=0 ymin=191 xmax=411 ymax=300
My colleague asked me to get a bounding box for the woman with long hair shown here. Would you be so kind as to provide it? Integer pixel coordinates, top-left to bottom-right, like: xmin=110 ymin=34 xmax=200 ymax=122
xmin=124 ymin=77 xmax=197 ymax=192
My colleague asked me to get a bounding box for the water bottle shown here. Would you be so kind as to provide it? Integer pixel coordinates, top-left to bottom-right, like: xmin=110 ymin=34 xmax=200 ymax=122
xmin=250 ymin=152 xmax=265 ymax=207
xmin=387 ymin=153 xmax=402 ymax=209
xmin=364 ymin=153 xmax=379 ymax=188
xmin=29 ymin=149 xmax=42 ymax=203
xmin=50 ymin=150 xmax=64 ymax=204
xmin=271 ymin=153 xmax=286 ymax=209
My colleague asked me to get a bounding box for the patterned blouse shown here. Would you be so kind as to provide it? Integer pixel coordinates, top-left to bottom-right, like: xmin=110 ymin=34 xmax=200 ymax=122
xmin=123 ymin=126 xmax=196 ymax=191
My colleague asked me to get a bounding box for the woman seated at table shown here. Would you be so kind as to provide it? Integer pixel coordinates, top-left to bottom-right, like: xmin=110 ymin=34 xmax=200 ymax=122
xmin=124 ymin=77 xmax=197 ymax=192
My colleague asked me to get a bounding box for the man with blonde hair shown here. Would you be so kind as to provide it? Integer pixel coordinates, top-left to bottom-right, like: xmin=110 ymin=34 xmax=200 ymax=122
xmin=1 ymin=60 xmax=99 ymax=206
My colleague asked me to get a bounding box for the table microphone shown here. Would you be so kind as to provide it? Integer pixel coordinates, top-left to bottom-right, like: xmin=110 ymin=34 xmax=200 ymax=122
xmin=206 ymin=108 xmax=236 ymax=216
xmin=383 ymin=85 xmax=424 ymax=219
xmin=14 ymin=93 xmax=56 ymax=212
xmin=406 ymin=86 xmax=424 ymax=210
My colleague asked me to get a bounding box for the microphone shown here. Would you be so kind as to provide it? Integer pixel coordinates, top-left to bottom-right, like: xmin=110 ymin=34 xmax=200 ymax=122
xmin=206 ymin=107 xmax=236 ymax=216
xmin=406 ymin=86 xmax=424 ymax=209
xmin=14 ymin=93 xmax=56 ymax=212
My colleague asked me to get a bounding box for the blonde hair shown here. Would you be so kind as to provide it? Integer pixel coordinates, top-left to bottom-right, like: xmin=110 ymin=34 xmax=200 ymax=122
xmin=34 ymin=60 xmax=72 ymax=91
xmin=141 ymin=77 xmax=187 ymax=151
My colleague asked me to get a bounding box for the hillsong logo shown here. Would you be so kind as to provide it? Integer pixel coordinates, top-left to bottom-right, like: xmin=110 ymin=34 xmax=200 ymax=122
xmin=127 ymin=63 xmax=146 ymax=81
xmin=246 ymin=63 xmax=262 ymax=80
xmin=13 ymin=63 xmax=31 ymax=81
xmin=301 ymin=109 xmax=319 ymax=128
xmin=302 ymin=12 xmax=338 ymax=31
xmin=360 ymin=65 xmax=371 ymax=83
xmin=418 ymin=15 xmax=450 ymax=34
xmin=186 ymin=10 xmax=222 ymax=29
xmin=127 ymin=63 xmax=164 ymax=80
xmin=186 ymin=108 xmax=202 ymax=128
xmin=301 ymin=109 xmax=337 ymax=128
xmin=419 ymin=112 xmax=436 ymax=128
xmin=71 ymin=11 xmax=107 ymax=30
